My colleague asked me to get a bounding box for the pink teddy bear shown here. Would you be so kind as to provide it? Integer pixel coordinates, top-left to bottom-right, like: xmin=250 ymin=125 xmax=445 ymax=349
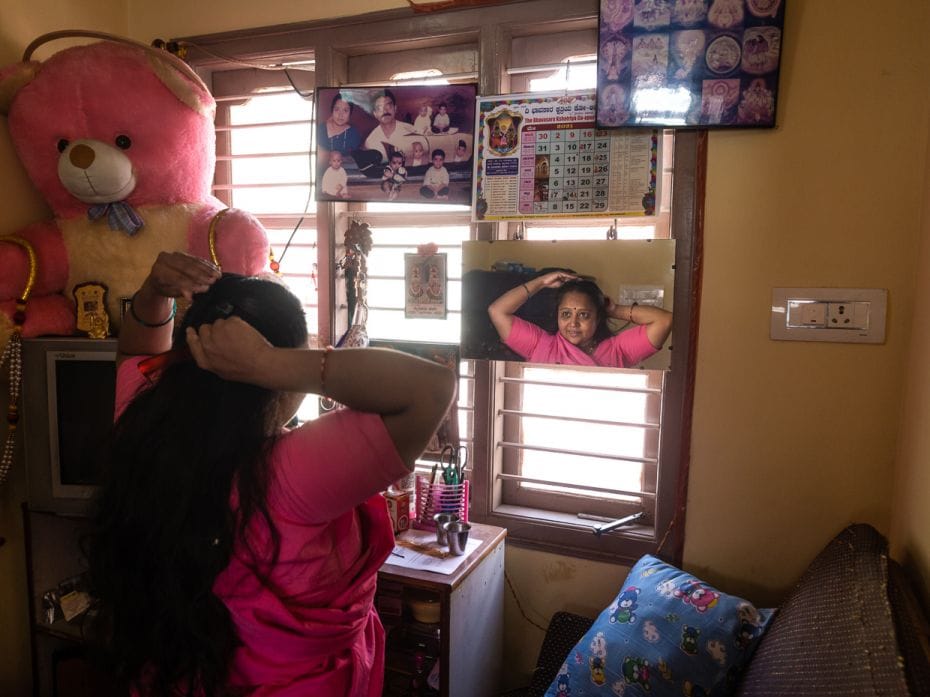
xmin=0 ymin=36 xmax=270 ymax=345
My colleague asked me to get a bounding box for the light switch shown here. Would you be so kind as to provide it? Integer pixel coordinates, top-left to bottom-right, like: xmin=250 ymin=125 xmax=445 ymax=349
xmin=787 ymin=300 xmax=826 ymax=327
xmin=771 ymin=288 xmax=886 ymax=343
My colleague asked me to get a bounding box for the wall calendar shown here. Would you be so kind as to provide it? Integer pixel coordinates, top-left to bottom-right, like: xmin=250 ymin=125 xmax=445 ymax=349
xmin=472 ymin=91 xmax=661 ymax=222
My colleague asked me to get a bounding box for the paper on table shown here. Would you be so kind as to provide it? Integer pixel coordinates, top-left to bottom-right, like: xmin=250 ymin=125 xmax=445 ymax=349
xmin=386 ymin=527 xmax=481 ymax=575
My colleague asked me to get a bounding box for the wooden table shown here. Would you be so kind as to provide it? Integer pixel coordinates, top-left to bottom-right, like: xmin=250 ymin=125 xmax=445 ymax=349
xmin=378 ymin=522 xmax=507 ymax=697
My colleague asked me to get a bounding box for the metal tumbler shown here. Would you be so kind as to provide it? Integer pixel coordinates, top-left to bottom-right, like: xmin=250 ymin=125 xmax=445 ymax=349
xmin=433 ymin=512 xmax=459 ymax=545
xmin=442 ymin=520 xmax=471 ymax=556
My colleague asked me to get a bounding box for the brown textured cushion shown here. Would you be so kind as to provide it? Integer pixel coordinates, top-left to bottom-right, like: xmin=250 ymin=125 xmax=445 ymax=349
xmin=887 ymin=560 xmax=930 ymax=696
xmin=736 ymin=523 xmax=911 ymax=696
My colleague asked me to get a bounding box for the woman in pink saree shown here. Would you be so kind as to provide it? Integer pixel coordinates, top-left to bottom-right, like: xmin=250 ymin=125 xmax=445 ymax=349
xmin=85 ymin=252 xmax=455 ymax=696
xmin=488 ymin=270 xmax=672 ymax=368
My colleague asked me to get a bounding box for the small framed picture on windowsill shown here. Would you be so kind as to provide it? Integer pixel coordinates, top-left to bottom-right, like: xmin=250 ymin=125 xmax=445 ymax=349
xmin=405 ymin=253 xmax=447 ymax=319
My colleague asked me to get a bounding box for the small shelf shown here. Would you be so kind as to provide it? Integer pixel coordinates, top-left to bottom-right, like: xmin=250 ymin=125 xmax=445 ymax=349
xmin=376 ymin=522 xmax=506 ymax=697
xmin=34 ymin=619 xmax=86 ymax=643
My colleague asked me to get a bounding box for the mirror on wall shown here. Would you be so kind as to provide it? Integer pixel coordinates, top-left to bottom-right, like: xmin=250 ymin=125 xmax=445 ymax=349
xmin=461 ymin=239 xmax=675 ymax=370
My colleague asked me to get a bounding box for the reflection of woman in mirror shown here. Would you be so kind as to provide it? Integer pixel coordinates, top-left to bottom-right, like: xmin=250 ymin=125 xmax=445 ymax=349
xmin=318 ymin=93 xmax=362 ymax=155
xmin=488 ymin=271 xmax=672 ymax=367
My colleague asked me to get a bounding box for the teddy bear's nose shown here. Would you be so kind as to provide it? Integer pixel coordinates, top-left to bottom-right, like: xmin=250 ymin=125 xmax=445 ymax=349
xmin=69 ymin=143 xmax=96 ymax=170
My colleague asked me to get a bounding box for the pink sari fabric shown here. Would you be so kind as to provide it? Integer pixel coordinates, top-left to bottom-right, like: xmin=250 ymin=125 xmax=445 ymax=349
xmin=504 ymin=315 xmax=659 ymax=367
xmin=116 ymin=357 xmax=410 ymax=696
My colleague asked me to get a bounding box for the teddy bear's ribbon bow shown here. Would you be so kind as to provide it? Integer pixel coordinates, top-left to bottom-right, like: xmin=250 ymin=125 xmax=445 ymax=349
xmin=87 ymin=200 xmax=144 ymax=236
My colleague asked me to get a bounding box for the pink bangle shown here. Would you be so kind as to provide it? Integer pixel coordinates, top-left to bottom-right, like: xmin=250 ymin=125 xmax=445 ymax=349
xmin=320 ymin=346 xmax=334 ymax=396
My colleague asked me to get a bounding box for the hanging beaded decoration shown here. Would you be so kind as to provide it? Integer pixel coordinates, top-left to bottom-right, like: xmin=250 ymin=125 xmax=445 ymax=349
xmin=0 ymin=236 xmax=37 ymax=485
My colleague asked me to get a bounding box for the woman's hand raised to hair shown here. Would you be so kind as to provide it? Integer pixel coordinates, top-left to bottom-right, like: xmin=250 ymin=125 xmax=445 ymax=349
xmin=535 ymin=270 xmax=578 ymax=289
xmin=142 ymin=251 xmax=221 ymax=302
xmin=186 ymin=317 xmax=278 ymax=387
xmin=186 ymin=323 xmax=457 ymax=466
xmin=119 ymin=253 xmax=221 ymax=363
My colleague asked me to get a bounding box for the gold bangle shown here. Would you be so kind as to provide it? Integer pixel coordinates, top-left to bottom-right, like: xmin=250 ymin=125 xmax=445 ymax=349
xmin=629 ymin=301 xmax=638 ymax=323
xmin=207 ymin=208 xmax=230 ymax=271
xmin=522 ymin=283 xmax=531 ymax=296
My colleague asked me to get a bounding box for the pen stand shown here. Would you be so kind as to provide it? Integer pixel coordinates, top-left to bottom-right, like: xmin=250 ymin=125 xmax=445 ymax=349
xmin=413 ymin=475 xmax=469 ymax=530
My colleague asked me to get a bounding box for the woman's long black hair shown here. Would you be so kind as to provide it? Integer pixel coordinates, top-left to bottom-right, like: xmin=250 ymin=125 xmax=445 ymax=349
xmin=555 ymin=278 xmax=615 ymax=345
xmin=84 ymin=274 xmax=308 ymax=696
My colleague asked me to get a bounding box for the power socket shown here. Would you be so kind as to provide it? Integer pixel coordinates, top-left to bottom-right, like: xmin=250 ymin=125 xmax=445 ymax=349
xmin=826 ymin=302 xmax=854 ymax=328
xmin=771 ymin=288 xmax=885 ymax=343
xmin=827 ymin=302 xmax=868 ymax=329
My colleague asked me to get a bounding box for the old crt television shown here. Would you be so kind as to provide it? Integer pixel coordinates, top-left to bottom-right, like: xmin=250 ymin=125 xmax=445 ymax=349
xmin=22 ymin=337 xmax=118 ymax=516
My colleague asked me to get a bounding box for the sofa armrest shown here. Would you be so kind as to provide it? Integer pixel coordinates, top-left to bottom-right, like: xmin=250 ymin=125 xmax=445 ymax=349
xmin=736 ymin=524 xmax=911 ymax=696
xmin=888 ymin=559 xmax=930 ymax=695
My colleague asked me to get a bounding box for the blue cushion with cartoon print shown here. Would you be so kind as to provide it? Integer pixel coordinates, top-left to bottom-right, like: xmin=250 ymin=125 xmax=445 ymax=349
xmin=544 ymin=555 xmax=774 ymax=697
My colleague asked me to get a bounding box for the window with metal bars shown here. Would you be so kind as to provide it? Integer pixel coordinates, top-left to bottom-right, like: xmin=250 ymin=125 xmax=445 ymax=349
xmin=340 ymin=40 xmax=480 ymax=466
xmin=183 ymin=0 xmax=699 ymax=563
xmin=209 ymin=63 xmax=321 ymax=421
xmin=354 ymin=213 xmax=476 ymax=458
xmin=468 ymin=29 xmax=696 ymax=564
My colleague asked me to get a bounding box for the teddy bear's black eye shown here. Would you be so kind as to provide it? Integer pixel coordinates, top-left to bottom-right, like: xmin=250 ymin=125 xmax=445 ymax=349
xmin=115 ymin=135 xmax=132 ymax=149
xmin=57 ymin=139 xmax=69 ymax=153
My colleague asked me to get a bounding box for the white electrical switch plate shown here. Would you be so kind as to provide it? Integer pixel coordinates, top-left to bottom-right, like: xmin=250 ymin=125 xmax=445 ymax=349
xmin=618 ymin=285 xmax=665 ymax=308
xmin=787 ymin=300 xmax=826 ymax=327
xmin=772 ymin=288 xmax=886 ymax=343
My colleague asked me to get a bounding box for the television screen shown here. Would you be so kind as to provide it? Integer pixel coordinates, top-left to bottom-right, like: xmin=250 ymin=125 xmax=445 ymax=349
xmin=52 ymin=360 xmax=116 ymax=487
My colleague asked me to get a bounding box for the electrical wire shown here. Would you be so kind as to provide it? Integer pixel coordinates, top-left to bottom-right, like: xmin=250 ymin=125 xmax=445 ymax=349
xmin=176 ymin=39 xmax=315 ymax=73
xmin=505 ymin=570 xmax=548 ymax=633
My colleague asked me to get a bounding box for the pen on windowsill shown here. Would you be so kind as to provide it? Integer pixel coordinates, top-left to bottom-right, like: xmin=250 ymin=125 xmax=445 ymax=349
xmin=390 ymin=550 xmax=405 ymax=558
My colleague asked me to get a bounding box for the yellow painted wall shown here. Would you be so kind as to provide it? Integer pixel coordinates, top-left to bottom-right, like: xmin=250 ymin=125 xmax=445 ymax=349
xmin=127 ymin=0 xmax=407 ymax=41
xmin=3 ymin=0 xmax=930 ymax=691
xmin=0 ymin=3 xmax=128 ymax=693
xmin=684 ymin=0 xmax=930 ymax=604
xmin=889 ymin=117 xmax=930 ymax=606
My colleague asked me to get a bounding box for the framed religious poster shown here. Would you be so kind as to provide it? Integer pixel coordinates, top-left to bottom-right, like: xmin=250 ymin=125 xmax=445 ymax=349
xmin=405 ymin=253 xmax=447 ymax=319
xmin=596 ymin=0 xmax=786 ymax=128
xmin=315 ymin=84 xmax=477 ymax=205
xmin=472 ymin=91 xmax=661 ymax=221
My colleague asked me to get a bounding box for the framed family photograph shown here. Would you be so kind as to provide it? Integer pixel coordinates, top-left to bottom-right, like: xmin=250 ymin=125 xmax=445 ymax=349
xmin=596 ymin=0 xmax=785 ymax=128
xmin=315 ymin=84 xmax=477 ymax=205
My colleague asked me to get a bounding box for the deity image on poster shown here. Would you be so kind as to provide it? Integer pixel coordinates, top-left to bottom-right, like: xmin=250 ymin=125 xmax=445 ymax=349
xmin=596 ymin=0 xmax=786 ymax=128
xmin=405 ymin=253 xmax=447 ymax=319
xmin=473 ymin=92 xmax=661 ymax=221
